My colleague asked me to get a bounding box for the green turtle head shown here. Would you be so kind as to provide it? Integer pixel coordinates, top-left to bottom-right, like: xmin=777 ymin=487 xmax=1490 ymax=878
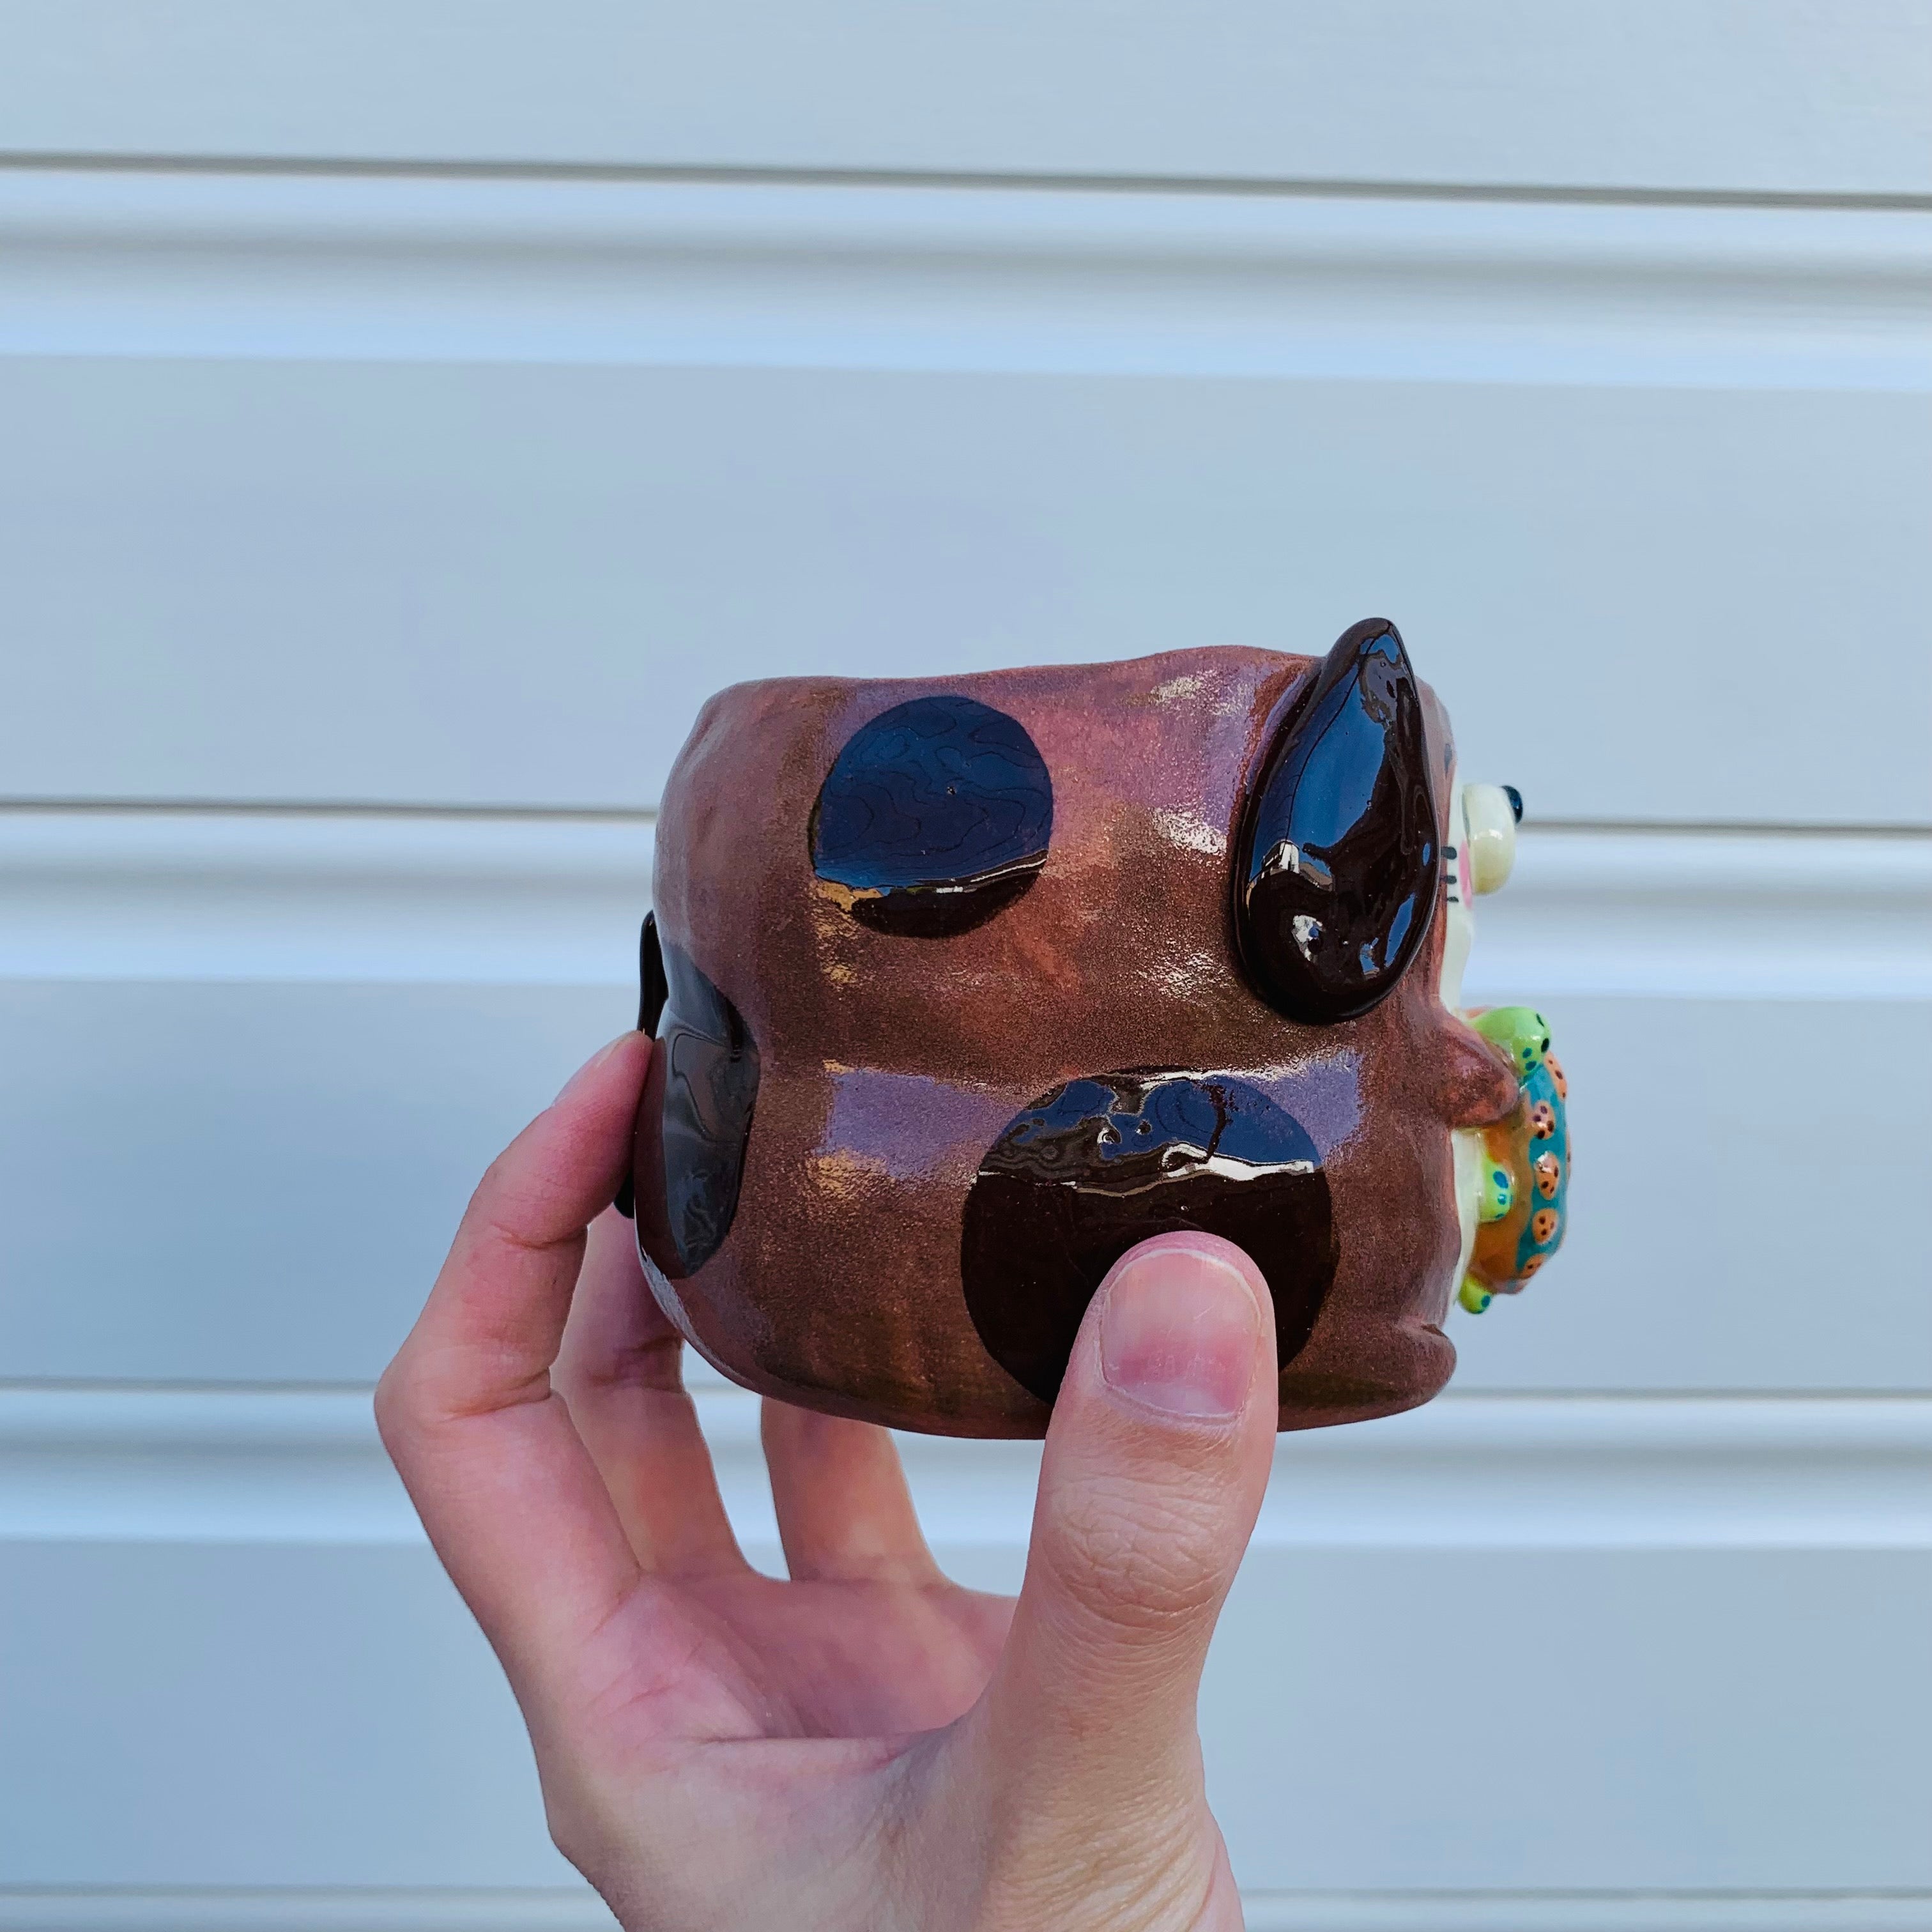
xmin=1474 ymin=1004 xmax=1552 ymax=1078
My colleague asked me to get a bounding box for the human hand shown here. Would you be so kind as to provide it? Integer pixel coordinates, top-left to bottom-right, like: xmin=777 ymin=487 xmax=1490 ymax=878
xmin=378 ymin=1032 xmax=1279 ymax=1931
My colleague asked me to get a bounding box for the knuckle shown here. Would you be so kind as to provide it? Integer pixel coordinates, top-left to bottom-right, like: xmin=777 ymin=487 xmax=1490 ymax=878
xmin=543 ymin=1793 xmax=598 ymax=1877
xmin=371 ymin=1356 xmax=420 ymax=1456
xmin=473 ymin=1151 xmax=517 ymax=1209
xmin=540 ymin=1772 xmax=627 ymax=1902
xmin=580 ymin=1332 xmax=682 ymax=1397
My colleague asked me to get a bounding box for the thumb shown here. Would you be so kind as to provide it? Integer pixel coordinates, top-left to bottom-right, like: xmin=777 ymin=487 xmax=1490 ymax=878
xmin=974 ymin=1232 xmax=1277 ymax=1820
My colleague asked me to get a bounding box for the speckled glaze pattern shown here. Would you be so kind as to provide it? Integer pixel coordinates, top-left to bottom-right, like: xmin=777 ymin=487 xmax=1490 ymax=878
xmin=633 ymin=641 xmax=1520 ymax=1436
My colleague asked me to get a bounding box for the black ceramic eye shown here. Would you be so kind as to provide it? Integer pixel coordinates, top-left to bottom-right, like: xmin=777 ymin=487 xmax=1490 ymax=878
xmin=1232 ymin=619 xmax=1440 ymax=1024
xmin=961 ymin=1071 xmax=1335 ymax=1404
xmin=811 ymin=693 xmax=1052 ymax=937
xmin=631 ymin=921 xmax=761 ymax=1279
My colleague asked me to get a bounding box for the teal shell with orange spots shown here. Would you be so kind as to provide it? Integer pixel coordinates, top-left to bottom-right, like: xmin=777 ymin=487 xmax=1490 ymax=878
xmin=1510 ymin=1052 xmax=1569 ymax=1279
xmin=1462 ymin=1006 xmax=1571 ymax=1308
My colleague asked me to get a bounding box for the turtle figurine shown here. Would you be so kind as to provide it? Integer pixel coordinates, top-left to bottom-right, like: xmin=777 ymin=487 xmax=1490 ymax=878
xmin=1455 ymin=1004 xmax=1572 ymax=1314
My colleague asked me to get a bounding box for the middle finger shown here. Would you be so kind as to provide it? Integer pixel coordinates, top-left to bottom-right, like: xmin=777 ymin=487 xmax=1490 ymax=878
xmin=553 ymin=1208 xmax=748 ymax=1576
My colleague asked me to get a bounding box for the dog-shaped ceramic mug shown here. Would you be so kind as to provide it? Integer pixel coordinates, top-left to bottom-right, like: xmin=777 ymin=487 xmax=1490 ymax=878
xmin=623 ymin=620 xmax=1569 ymax=1436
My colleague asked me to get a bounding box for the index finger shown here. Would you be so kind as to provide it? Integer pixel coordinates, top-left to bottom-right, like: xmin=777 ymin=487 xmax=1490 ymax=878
xmin=375 ymin=1031 xmax=650 ymax=1696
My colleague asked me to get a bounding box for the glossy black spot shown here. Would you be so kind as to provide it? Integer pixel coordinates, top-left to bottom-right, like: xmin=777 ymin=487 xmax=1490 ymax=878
xmin=1232 ymin=618 xmax=1439 ymax=1025
xmin=631 ymin=933 xmax=760 ymax=1279
xmin=811 ymin=693 xmax=1052 ymax=937
xmin=960 ymin=1072 xmax=1335 ymax=1405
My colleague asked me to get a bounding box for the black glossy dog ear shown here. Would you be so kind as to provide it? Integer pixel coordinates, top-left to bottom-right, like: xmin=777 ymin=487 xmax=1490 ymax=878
xmin=1232 ymin=618 xmax=1440 ymax=1024
xmin=636 ymin=910 xmax=669 ymax=1036
xmin=615 ymin=912 xmax=670 ymax=1220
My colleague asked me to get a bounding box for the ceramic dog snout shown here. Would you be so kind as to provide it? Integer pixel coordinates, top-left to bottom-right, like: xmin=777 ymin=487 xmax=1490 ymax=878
xmin=625 ymin=620 xmax=1570 ymax=1437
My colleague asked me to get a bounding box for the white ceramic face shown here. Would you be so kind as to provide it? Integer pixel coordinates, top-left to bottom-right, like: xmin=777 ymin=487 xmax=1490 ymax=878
xmin=1441 ymin=779 xmax=1521 ymax=1298
xmin=1442 ymin=777 xmax=1485 ymax=1293
xmin=1439 ymin=776 xmax=1477 ymax=1013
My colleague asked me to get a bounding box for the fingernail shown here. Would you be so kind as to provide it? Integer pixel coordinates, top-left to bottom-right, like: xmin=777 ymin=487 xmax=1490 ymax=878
xmin=1100 ymin=1245 xmax=1260 ymax=1420
xmin=553 ymin=1033 xmax=633 ymax=1107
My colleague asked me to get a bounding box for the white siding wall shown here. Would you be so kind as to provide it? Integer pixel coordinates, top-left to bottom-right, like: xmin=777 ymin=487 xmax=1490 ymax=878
xmin=1 ymin=8 xmax=1928 ymax=1928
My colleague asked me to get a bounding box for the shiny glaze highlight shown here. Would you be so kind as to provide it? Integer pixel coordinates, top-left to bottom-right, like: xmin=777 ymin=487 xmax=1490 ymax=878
xmin=1234 ymin=620 xmax=1440 ymax=1025
xmin=960 ymin=1071 xmax=1335 ymax=1403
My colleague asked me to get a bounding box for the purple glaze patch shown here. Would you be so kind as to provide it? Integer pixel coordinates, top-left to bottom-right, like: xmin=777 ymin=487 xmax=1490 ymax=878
xmin=818 ymin=1070 xmax=1012 ymax=1183
xmin=1250 ymin=1053 xmax=1365 ymax=1161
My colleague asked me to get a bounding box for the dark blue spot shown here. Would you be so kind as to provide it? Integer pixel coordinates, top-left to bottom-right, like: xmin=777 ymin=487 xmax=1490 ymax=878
xmin=812 ymin=694 xmax=1052 ymax=937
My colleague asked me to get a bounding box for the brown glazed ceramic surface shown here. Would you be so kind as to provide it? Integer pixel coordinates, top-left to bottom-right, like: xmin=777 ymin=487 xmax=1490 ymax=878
xmin=633 ymin=642 xmax=1520 ymax=1437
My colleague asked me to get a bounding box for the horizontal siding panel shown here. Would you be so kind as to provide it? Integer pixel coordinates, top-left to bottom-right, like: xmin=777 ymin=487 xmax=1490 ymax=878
xmin=5 ymin=1386 xmax=1926 ymax=1552
xmin=0 ymin=1542 xmax=567 ymax=1889
xmin=0 ymin=978 xmax=623 ymax=1383
xmin=1204 ymin=1549 xmax=1932 ymax=1892
xmin=2 ymin=173 xmax=1926 ymax=822
xmin=3 ymin=1388 xmax=1926 ymax=1890
xmin=0 ymin=814 xmax=1922 ymax=1390
xmin=0 ymin=949 xmax=1923 ymax=1391
xmin=3 ymin=358 xmax=1926 ymax=821
xmin=0 ymin=2 xmax=1928 ymax=194
xmin=4 ymin=175 xmax=1927 ymax=381
xmin=3 ymin=813 xmax=1924 ymax=997
xmin=0 ymin=1537 xmax=1924 ymax=1890
xmin=1473 ymin=831 xmax=1932 ymax=1003
xmin=0 ymin=812 xmax=655 ymax=985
